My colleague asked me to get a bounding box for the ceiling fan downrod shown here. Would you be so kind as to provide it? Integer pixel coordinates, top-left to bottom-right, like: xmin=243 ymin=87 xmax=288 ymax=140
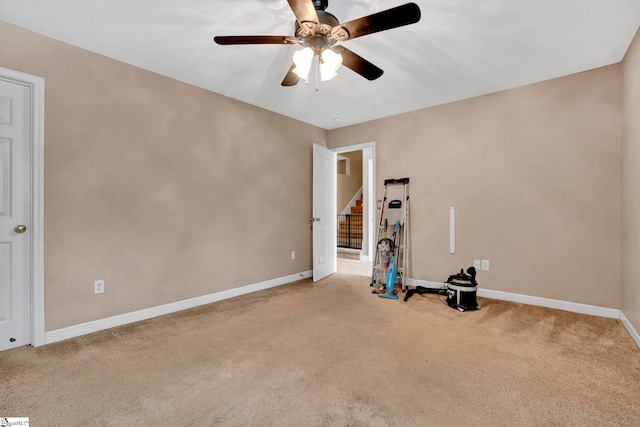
xmin=313 ymin=0 xmax=328 ymax=11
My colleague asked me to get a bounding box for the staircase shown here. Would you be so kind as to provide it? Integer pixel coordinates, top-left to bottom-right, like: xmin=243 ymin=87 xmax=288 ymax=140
xmin=337 ymin=194 xmax=363 ymax=252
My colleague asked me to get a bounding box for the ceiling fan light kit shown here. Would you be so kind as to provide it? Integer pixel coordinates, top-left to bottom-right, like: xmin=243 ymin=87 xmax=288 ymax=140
xmin=292 ymin=47 xmax=315 ymax=81
xmin=213 ymin=0 xmax=421 ymax=88
xmin=292 ymin=46 xmax=342 ymax=85
xmin=319 ymin=48 xmax=343 ymax=81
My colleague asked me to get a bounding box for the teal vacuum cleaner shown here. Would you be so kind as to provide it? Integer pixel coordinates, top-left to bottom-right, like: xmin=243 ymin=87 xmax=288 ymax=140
xmin=379 ymin=220 xmax=401 ymax=300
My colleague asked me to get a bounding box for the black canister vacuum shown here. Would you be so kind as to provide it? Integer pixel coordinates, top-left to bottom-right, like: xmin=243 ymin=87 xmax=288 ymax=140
xmin=404 ymin=266 xmax=480 ymax=312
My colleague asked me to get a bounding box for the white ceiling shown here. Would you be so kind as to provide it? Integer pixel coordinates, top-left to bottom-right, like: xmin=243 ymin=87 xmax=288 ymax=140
xmin=1 ymin=0 xmax=639 ymax=129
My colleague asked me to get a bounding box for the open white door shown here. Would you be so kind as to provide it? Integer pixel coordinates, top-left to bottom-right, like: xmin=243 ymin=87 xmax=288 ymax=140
xmin=0 ymin=78 xmax=32 ymax=351
xmin=312 ymin=143 xmax=336 ymax=282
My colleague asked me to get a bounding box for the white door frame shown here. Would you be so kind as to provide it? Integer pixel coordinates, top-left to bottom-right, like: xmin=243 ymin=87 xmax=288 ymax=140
xmin=0 ymin=67 xmax=45 ymax=347
xmin=332 ymin=141 xmax=376 ymax=261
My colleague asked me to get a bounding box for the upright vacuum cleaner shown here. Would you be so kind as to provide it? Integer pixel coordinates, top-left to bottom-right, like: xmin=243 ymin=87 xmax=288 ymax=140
xmin=371 ymin=178 xmax=410 ymax=291
xmin=379 ymin=220 xmax=401 ymax=300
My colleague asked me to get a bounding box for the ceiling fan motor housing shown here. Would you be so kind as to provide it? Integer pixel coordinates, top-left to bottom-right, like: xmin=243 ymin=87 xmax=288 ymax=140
xmin=295 ymin=10 xmax=339 ymax=32
xmin=295 ymin=9 xmax=345 ymax=52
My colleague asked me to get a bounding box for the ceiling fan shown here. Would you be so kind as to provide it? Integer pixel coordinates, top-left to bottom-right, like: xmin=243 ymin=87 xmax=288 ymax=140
xmin=214 ymin=0 xmax=421 ymax=87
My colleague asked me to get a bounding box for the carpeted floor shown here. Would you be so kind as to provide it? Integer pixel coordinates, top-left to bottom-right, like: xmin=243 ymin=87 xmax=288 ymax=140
xmin=1 ymin=273 xmax=639 ymax=426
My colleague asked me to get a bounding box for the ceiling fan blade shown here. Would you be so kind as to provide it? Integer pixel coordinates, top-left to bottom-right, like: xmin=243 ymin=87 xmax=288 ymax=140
xmin=333 ymin=47 xmax=383 ymax=81
xmin=287 ymin=0 xmax=320 ymax=25
xmin=281 ymin=63 xmax=301 ymax=86
xmin=214 ymin=36 xmax=294 ymax=45
xmin=338 ymin=3 xmax=421 ymax=41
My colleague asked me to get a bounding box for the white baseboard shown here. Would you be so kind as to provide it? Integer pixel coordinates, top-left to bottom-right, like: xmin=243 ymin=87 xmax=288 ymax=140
xmin=44 ymin=270 xmax=312 ymax=345
xmin=477 ymin=288 xmax=620 ymax=319
xmin=43 ymin=272 xmax=640 ymax=351
xmin=405 ymin=277 xmax=619 ymax=318
xmin=404 ymin=278 xmax=446 ymax=289
xmin=620 ymin=311 xmax=640 ymax=349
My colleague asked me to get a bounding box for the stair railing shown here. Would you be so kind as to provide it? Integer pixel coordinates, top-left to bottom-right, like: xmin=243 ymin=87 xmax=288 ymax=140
xmin=337 ymin=214 xmax=363 ymax=249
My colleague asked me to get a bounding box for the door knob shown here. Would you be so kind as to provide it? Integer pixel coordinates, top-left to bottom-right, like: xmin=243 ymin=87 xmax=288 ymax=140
xmin=14 ymin=225 xmax=27 ymax=233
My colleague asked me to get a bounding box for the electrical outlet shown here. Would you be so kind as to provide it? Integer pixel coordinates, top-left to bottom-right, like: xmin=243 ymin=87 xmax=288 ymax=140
xmin=474 ymin=260 xmax=481 ymax=270
xmin=291 ymin=251 xmax=296 ymax=260
xmin=481 ymin=260 xmax=490 ymax=271
xmin=94 ymin=279 xmax=104 ymax=294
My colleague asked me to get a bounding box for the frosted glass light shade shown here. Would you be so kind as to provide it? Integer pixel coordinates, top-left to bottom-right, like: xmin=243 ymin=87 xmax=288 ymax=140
xmin=320 ymin=49 xmax=343 ymax=81
xmin=292 ymin=47 xmax=314 ymax=80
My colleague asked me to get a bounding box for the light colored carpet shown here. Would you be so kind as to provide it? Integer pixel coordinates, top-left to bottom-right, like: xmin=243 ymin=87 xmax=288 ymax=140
xmin=1 ymin=273 xmax=639 ymax=426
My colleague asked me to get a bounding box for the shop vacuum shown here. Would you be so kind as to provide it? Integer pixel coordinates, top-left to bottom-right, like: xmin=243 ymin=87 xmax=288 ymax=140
xmin=404 ymin=266 xmax=480 ymax=312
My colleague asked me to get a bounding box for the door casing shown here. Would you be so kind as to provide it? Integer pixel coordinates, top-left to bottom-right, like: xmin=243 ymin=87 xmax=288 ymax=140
xmin=332 ymin=142 xmax=376 ymax=262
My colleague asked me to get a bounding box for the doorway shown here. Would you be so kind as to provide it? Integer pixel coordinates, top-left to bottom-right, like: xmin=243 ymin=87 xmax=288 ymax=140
xmin=333 ymin=142 xmax=375 ymax=277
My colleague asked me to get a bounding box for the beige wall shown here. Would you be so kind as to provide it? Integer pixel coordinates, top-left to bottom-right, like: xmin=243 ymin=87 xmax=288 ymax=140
xmin=622 ymin=28 xmax=640 ymax=332
xmin=337 ymin=150 xmax=363 ymax=213
xmin=328 ymin=66 xmax=622 ymax=308
xmin=0 ymin=21 xmax=326 ymax=331
xmin=1 ymin=18 xmax=634 ymax=333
